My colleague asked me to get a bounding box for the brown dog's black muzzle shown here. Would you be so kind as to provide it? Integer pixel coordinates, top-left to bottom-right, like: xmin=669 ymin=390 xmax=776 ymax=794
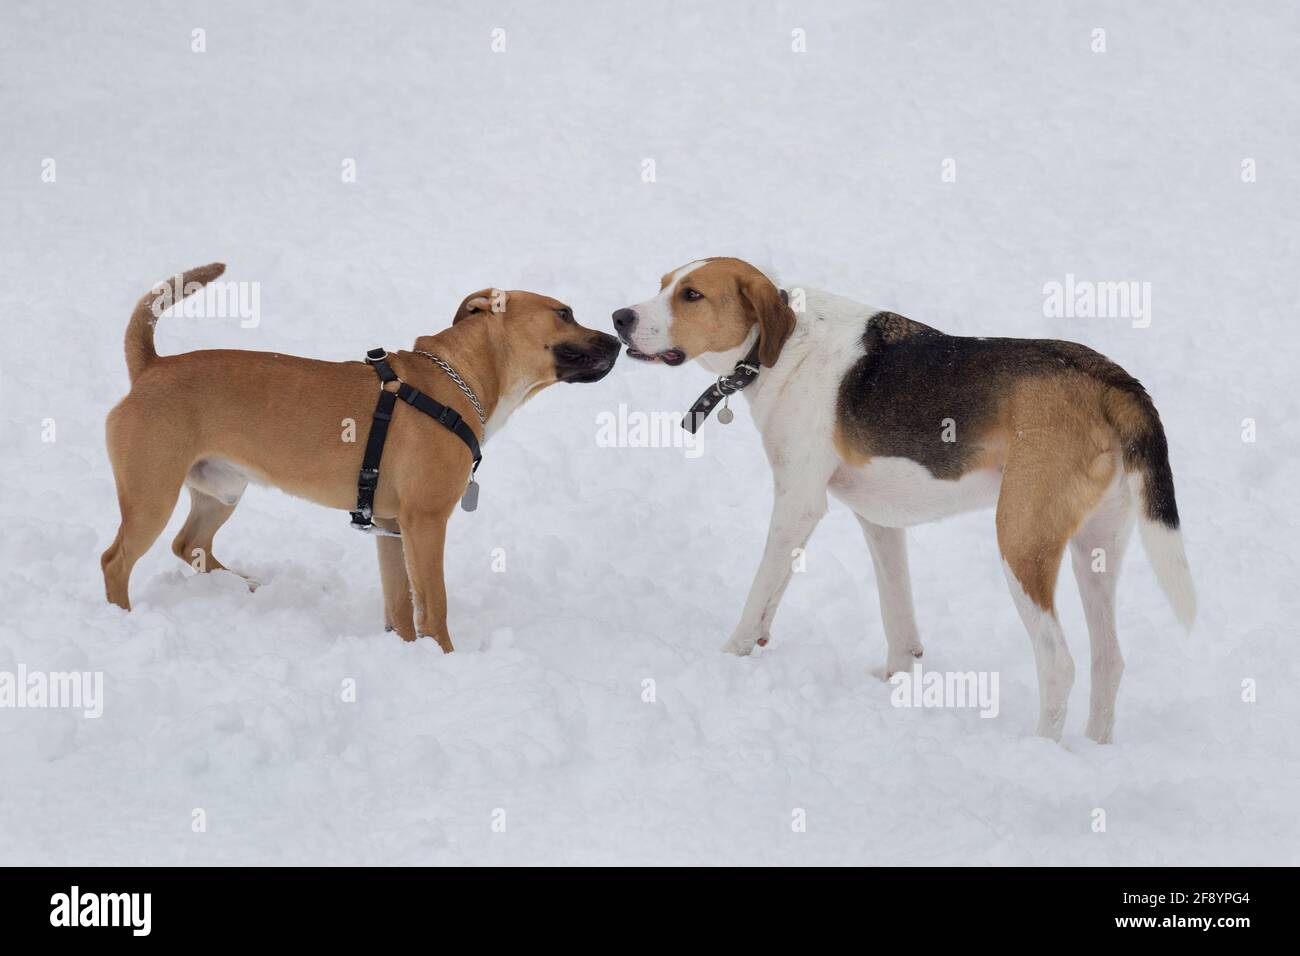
xmin=555 ymin=333 xmax=620 ymax=383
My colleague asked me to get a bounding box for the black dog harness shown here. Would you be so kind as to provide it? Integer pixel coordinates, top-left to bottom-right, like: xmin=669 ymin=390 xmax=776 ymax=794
xmin=350 ymin=348 xmax=482 ymax=535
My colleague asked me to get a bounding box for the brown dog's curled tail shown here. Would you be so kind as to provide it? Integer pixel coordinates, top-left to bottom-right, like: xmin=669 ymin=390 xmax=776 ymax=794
xmin=124 ymin=263 xmax=226 ymax=381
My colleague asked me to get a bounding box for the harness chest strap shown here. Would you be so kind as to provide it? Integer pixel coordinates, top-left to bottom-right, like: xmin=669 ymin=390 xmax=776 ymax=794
xmin=350 ymin=348 xmax=483 ymax=535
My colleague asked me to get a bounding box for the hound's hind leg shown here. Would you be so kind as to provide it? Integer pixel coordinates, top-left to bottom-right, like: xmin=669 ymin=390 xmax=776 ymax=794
xmin=1069 ymin=476 xmax=1135 ymax=743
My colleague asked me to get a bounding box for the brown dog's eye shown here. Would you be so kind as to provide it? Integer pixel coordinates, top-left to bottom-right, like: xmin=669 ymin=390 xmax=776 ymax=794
xmin=682 ymin=288 xmax=702 ymax=301
xmin=555 ymin=307 xmax=574 ymax=323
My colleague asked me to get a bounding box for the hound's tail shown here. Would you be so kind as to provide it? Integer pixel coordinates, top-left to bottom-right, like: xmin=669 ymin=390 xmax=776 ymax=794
xmin=124 ymin=263 xmax=226 ymax=381
xmin=1101 ymin=376 xmax=1196 ymax=629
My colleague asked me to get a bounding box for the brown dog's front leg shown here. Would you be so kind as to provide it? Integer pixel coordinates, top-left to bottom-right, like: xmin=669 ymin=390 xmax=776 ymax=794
xmin=397 ymin=506 xmax=455 ymax=652
xmin=373 ymin=518 xmax=415 ymax=641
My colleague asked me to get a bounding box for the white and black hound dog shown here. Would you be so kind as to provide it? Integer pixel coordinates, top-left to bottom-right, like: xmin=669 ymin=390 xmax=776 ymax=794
xmin=613 ymin=257 xmax=1194 ymax=742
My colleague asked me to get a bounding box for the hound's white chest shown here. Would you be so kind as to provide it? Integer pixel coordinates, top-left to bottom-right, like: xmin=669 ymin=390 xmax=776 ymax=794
xmin=828 ymin=457 xmax=1002 ymax=527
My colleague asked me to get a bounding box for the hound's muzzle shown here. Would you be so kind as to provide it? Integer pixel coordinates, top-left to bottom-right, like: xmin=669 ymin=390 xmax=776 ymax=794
xmin=611 ymin=308 xmax=685 ymax=365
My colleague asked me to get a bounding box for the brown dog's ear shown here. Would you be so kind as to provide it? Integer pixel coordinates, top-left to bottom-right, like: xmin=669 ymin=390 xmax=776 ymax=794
xmin=453 ymin=288 xmax=508 ymax=324
xmin=739 ymin=274 xmax=795 ymax=367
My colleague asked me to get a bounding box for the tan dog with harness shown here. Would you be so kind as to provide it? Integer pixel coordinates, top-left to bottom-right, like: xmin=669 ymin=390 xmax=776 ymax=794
xmin=102 ymin=264 xmax=619 ymax=650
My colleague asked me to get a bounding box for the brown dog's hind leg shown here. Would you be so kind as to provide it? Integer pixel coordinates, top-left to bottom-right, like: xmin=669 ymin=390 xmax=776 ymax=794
xmin=398 ymin=505 xmax=455 ymax=652
xmin=101 ymin=461 xmax=189 ymax=611
xmin=373 ymin=518 xmax=415 ymax=640
xmin=171 ymin=486 xmax=240 ymax=576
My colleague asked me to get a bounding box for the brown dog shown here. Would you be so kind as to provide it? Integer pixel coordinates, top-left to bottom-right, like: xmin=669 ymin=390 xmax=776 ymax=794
xmin=102 ymin=264 xmax=619 ymax=650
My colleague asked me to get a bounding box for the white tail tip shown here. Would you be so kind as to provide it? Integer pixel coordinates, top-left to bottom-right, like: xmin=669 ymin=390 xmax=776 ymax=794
xmin=1137 ymin=520 xmax=1197 ymax=630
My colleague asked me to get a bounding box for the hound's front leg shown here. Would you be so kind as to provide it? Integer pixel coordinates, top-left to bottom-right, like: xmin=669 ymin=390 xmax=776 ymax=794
xmin=398 ymin=504 xmax=456 ymax=653
xmin=722 ymin=473 xmax=831 ymax=656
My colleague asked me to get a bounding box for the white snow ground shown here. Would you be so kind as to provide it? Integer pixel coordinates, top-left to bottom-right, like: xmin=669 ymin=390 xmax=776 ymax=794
xmin=2 ymin=1 xmax=1298 ymax=866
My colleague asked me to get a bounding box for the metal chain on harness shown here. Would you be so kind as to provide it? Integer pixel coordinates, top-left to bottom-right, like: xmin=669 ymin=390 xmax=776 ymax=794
xmin=413 ymin=350 xmax=487 ymax=426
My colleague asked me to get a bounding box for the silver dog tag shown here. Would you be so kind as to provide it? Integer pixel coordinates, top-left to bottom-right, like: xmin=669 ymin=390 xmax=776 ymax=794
xmin=461 ymin=479 xmax=480 ymax=512
xmin=717 ymin=394 xmax=734 ymax=424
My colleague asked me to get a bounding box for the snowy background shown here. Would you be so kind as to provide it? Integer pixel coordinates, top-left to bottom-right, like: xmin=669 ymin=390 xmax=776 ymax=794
xmin=2 ymin=0 xmax=1298 ymax=865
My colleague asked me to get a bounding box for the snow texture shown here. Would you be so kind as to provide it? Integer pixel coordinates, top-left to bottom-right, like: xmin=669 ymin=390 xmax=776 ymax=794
xmin=1 ymin=0 xmax=1297 ymax=865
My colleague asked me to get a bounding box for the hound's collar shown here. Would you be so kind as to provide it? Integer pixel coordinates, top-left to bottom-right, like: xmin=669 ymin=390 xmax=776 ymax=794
xmin=681 ymin=341 xmax=762 ymax=434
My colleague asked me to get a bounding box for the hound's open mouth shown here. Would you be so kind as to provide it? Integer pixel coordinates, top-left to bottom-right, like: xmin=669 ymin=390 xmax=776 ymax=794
xmin=626 ymin=347 xmax=686 ymax=366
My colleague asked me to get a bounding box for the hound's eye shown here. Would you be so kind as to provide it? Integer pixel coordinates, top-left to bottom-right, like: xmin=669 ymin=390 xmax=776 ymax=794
xmin=682 ymin=288 xmax=703 ymax=301
xmin=555 ymin=307 xmax=574 ymax=323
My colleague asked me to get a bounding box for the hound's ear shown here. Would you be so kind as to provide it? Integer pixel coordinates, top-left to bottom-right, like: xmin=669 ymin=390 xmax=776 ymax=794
xmin=739 ymin=274 xmax=795 ymax=367
xmin=453 ymin=288 xmax=508 ymax=324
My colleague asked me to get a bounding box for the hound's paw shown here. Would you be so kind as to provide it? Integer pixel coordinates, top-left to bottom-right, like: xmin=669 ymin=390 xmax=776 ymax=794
xmin=1036 ymin=710 xmax=1067 ymax=742
xmin=1085 ymin=720 xmax=1115 ymax=745
xmin=883 ymin=644 xmax=923 ymax=680
xmin=721 ymin=635 xmax=758 ymax=656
